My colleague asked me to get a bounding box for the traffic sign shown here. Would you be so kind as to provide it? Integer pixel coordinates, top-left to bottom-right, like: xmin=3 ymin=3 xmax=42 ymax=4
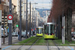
xmin=8 ymin=20 xmax=12 ymax=23
xmin=7 ymin=14 xmax=13 ymax=20
xmin=35 ymin=28 xmax=36 ymax=30
xmin=31 ymin=29 xmax=33 ymax=31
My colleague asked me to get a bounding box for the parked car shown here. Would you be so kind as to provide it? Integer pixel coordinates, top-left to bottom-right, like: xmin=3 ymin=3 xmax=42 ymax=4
xmin=12 ymin=32 xmax=16 ymax=36
xmin=71 ymin=32 xmax=75 ymax=38
xmin=22 ymin=31 xmax=26 ymax=38
xmin=22 ymin=31 xmax=30 ymax=38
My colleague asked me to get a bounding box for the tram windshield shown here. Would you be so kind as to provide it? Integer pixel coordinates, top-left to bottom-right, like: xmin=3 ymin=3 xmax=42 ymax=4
xmin=45 ymin=24 xmax=55 ymax=35
xmin=36 ymin=28 xmax=43 ymax=34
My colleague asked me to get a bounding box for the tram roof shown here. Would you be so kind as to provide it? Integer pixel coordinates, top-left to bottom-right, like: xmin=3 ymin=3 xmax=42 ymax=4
xmin=37 ymin=26 xmax=43 ymax=28
xmin=46 ymin=22 xmax=55 ymax=25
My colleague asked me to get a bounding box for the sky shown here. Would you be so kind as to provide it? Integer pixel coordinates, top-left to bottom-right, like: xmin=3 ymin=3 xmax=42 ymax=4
xmin=28 ymin=0 xmax=52 ymax=9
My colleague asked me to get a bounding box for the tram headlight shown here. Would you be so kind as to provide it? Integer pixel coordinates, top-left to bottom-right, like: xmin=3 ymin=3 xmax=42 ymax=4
xmin=52 ymin=34 xmax=54 ymax=35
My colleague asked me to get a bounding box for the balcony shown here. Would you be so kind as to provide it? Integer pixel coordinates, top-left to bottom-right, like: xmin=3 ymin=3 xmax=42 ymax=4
xmin=4 ymin=1 xmax=9 ymax=6
xmin=2 ymin=22 xmax=8 ymax=24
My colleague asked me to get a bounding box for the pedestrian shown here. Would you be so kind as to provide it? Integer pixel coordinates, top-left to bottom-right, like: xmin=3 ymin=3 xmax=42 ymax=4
xmin=15 ymin=27 xmax=20 ymax=40
xmin=4 ymin=26 xmax=7 ymax=37
xmin=7 ymin=26 xmax=9 ymax=36
xmin=1 ymin=26 xmax=5 ymax=44
xmin=27 ymin=31 xmax=29 ymax=38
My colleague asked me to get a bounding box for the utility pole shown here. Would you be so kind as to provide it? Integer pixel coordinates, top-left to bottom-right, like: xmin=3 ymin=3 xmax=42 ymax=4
xmin=0 ymin=10 xmax=2 ymax=49
xmin=4 ymin=10 xmax=5 ymax=27
xmin=26 ymin=0 xmax=28 ymax=38
xmin=0 ymin=1 xmax=1 ymax=49
xmin=8 ymin=0 xmax=12 ymax=45
xmin=0 ymin=0 xmax=1 ymax=4
xmin=29 ymin=2 xmax=31 ymax=37
xmin=19 ymin=0 xmax=22 ymax=41
xmin=32 ymin=8 xmax=34 ymax=37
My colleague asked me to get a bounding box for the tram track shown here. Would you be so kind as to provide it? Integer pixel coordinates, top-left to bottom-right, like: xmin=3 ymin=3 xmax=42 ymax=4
xmin=46 ymin=40 xmax=50 ymax=50
xmin=27 ymin=37 xmax=41 ymax=50
xmin=17 ymin=37 xmax=41 ymax=50
xmin=52 ymin=40 xmax=60 ymax=50
xmin=17 ymin=37 xmax=37 ymax=50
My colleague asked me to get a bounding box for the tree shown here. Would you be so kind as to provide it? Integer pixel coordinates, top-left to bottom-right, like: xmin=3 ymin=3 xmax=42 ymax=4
xmin=48 ymin=0 xmax=74 ymax=41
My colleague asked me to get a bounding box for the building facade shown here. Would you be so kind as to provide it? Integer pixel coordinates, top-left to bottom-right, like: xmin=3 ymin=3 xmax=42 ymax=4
xmin=0 ymin=0 xmax=18 ymax=28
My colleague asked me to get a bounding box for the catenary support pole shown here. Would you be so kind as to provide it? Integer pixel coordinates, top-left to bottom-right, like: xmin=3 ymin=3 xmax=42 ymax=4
xmin=29 ymin=2 xmax=31 ymax=37
xmin=4 ymin=10 xmax=5 ymax=27
xmin=19 ymin=0 xmax=22 ymax=41
xmin=26 ymin=0 xmax=28 ymax=38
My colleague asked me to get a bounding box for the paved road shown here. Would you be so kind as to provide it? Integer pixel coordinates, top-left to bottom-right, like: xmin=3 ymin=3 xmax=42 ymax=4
xmin=1 ymin=46 xmax=75 ymax=50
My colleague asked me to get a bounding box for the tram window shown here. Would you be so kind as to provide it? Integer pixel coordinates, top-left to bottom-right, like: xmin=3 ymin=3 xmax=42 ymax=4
xmin=45 ymin=24 xmax=55 ymax=35
xmin=51 ymin=25 xmax=55 ymax=34
xmin=36 ymin=28 xmax=42 ymax=34
xmin=44 ymin=25 xmax=46 ymax=30
xmin=49 ymin=25 xmax=51 ymax=34
xmin=45 ymin=25 xmax=51 ymax=35
xmin=45 ymin=26 xmax=48 ymax=33
xmin=39 ymin=29 xmax=42 ymax=33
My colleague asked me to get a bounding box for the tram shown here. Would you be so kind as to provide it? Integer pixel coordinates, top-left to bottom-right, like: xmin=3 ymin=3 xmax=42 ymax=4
xmin=36 ymin=26 xmax=43 ymax=37
xmin=44 ymin=22 xmax=55 ymax=39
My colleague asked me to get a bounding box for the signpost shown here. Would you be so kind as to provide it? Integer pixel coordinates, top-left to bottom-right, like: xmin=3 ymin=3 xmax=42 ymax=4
xmin=8 ymin=0 xmax=12 ymax=45
xmin=8 ymin=14 xmax=13 ymax=45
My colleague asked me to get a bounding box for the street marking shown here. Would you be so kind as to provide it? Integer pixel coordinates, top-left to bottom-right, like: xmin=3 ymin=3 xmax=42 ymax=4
xmin=68 ymin=46 xmax=74 ymax=50
xmin=2 ymin=45 xmax=12 ymax=50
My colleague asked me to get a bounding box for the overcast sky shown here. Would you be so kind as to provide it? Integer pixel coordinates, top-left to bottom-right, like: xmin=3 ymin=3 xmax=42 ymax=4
xmin=28 ymin=0 xmax=52 ymax=9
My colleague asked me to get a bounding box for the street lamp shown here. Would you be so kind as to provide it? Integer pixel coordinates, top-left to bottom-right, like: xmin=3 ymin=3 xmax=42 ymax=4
xmin=0 ymin=0 xmax=1 ymax=4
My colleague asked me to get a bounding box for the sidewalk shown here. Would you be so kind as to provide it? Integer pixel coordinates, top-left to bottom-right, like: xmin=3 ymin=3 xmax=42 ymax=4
xmin=2 ymin=37 xmax=26 ymax=46
xmin=2 ymin=46 xmax=75 ymax=50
